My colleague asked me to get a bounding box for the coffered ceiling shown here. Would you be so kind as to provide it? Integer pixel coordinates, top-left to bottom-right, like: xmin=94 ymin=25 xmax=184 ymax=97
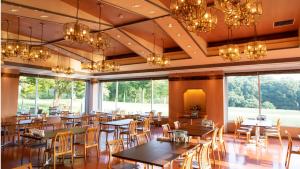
xmin=1 ymin=0 xmax=300 ymax=80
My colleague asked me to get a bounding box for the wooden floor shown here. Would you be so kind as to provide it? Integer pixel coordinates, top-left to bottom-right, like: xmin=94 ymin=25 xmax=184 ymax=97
xmin=2 ymin=127 xmax=300 ymax=169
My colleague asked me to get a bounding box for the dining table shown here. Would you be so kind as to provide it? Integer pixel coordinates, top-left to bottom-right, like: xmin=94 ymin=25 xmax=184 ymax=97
xmin=241 ymin=118 xmax=273 ymax=146
xmin=112 ymin=139 xmax=198 ymax=168
xmin=99 ymin=119 xmax=133 ymax=139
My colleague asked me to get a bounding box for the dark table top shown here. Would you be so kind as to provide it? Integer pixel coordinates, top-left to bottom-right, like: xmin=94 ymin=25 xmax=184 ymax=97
xmin=169 ymin=126 xmax=214 ymax=137
xmin=22 ymin=127 xmax=86 ymax=140
xmin=1 ymin=119 xmax=48 ymax=127
xmin=242 ymin=119 xmax=273 ymax=127
xmin=60 ymin=115 xmax=82 ymax=119
xmin=99 ymin=119 xmax=133 ymax=126
xmin=113 ymin=140 xmax=198 ymax=167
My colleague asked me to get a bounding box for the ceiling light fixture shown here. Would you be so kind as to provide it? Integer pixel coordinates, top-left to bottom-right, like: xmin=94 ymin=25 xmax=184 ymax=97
xmin=89 ymin=0 xmax=110 ymax=51
xmin=244 ymin=24 xmax=267 ymax=60
xmin=219 ymin=28 xmax=241 ymax=61
xmin=40 ymin=15 xmax=49 ymax=18
xmin=63 ymin=0 xmax=90 ymax=43
xmin=132 ymin=4 xmax=141 ymax=8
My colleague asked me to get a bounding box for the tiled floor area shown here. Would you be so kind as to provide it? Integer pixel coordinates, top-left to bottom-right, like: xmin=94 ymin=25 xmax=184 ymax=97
xmin=2 ymin=127 xmax=300 ymax=169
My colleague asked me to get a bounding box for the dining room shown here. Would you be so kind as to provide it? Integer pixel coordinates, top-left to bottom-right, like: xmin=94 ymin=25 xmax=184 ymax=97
xmin=1 ymin=0 xmax=300 ymax=169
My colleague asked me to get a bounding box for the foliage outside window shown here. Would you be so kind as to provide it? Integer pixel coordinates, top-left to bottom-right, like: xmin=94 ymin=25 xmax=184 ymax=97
xmin=101 ymin=80 xmax=169 ymax=116
xmin=227 ymin=74 xmax=300 ymax=127
xmin=18 ymin=76 xmax=86 ymax=114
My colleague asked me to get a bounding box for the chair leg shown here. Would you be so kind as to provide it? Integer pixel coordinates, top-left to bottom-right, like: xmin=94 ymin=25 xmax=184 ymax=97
xmin=211 ymin=149 xmax=216 ymax=166
xmin=84 ymin=147 xmax=87 ymax=161
xmin=53 ymin=156 xmax=56 ymax=169
xmin=223 ymin=142 xmax=226 ymax=155
xmin=278 ymin=133 xmax=283 ymax=146
xmin=96 ymin=145 xmax=99 ymax=159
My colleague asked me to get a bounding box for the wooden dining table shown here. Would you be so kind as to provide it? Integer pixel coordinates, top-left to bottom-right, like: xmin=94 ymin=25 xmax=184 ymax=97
xmin=113 ymin=139 xmax=198 ymax=168
xmin=99 ymin=119 xmax=133 ymax=139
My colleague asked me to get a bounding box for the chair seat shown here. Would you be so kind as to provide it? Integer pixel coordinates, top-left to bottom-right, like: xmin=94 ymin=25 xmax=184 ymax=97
xmin=120 ymin=130 xmax=129 ymax=135
xmin=136 ymin=127 xmax=143 ymax=131
xmin=237 ymin=129 xmax=250 ymax=133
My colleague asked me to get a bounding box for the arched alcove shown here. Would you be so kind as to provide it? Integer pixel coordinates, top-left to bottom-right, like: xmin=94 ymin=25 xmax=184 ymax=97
xmin=183 ymin=89 xmax=206 ymax=113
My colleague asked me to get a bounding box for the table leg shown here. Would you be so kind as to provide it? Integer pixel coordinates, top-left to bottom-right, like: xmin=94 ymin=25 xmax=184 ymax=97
xmin=255 ymin=126 xmax=260 ymax=146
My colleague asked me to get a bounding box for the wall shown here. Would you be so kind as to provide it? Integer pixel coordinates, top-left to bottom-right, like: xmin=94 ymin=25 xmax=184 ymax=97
xmin=1 ymin=71 xmax=20 ymax=120
xmin=168 ymin=72 xmax=224 ymax=126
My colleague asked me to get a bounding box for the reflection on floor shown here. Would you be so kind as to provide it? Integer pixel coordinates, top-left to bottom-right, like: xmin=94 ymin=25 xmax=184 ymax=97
xmin=2 ymin=127 xmax=300 ymax=169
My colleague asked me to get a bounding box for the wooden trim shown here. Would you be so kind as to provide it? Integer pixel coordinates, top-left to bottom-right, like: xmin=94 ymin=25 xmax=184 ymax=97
xmin=98 ymin=76 xmax=168 ymax=82
xmin=169 ymin=75 xmax=223 ymax=81
xmin=225 ymin=69 xmax=300 ymax=76
xmin=1 ymin=73 xmax=20 ymax=78
xmin=93 ymin=56 xmax=300 ymax=76
xmin=20 ymin=73 xmax=89 ymax=82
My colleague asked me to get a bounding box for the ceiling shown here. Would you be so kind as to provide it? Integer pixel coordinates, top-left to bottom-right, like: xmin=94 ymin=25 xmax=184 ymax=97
xmin=1 ymin=0 xmax=300 ymax=80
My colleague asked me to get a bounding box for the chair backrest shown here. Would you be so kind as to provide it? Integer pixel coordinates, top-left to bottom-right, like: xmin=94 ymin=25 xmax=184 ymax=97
xmin=85 ymin=127 xmax=98 ymax=146
xmin=143 ymin=118 xmax=151 ymax=132
xmin=53 ymin=131 xmax=73 ymax=156
xmin=12 ymin=163 xmax=32 ymax=169
xmin=81 ymin=115 xmax=89 ymax=126
xmin=174 ymin=121 xmax=180 ymax=129
xmin=181 ymin=150 xmax=195 ymax=169
xmin=135 ymin=133 xmax=149 ymax=145
xmin=197 ymin=141 xmax=211 ymax=169
xmin=161 ymin=124 xmax=171 ymax=137
xmin=157 ymin=112 xmax=162 ymax=121
xmin=285 ymin=130 xmax=293 ymax=155
xmin=107 ymin=139 xmax=125 ymax=156
xmin=149 ymin=111 xmax=154 ymax=121
xmin=276 ymin=118 xmax=281 ymax=130
xmin=218 ymin=125 xmax=224 ymax=143
xmin=128 ymin=120 xmax=137 ymax=135
xmin=211 ymin=128 xmax=219 ymax=149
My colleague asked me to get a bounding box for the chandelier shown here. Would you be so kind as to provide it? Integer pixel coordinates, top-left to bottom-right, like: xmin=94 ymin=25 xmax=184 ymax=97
xmin=63 ymin=0 xmax=90 ymax=43
xmin=1 ymin=19 xmax=28 ymax=59
xmin=219 ymin=29 xmax=241 ymax=61
xmin=89 ymin=1 xmax=110 ymax=50
xmin=64 ymin=56 xmax=75 ymax=75
xmin=28 ymin=23 xmax=51 ymax=61
xmin=97 ymin=49 xmax=120 ymax=72
xmin=244 ymin=25 xmax=267 ymax=60
xmin=170 ymin=0 xmax=206 ymax=23
xmin=51 ymin=52 xmax=64 ymax=73
xmin=81 ymin=50 xmax=100 ymax=72
xmin=216 ymin=0 xmax=262 ymax=27
xmin=147 ymin=35 xmax=170 ymax=66
xmin=185 ymin=10 xmax=218 ymax=33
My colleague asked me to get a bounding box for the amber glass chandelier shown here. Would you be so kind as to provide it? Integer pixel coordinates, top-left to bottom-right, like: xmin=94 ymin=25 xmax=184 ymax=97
xmin=185 ymin=9 xmax=218 ymax=33
xmin=244 ymin=24 xmax=267 ymax=60
xmin=51 ymin=52 xmax=64 ymax=73
xmin=219 ymin=29 xmax=241 ymax=61
xmin=64 ymin=0 xmax=90 ymax=43
xmin=28 ymin=23 xmax=51 ymax=61
xmin=97 ymin=49 xmax=120 ymax=72
xmin=147 ymin=35 xmax=170 ymax=67
xmin=89 ymin=1 xmax=110 ymax=50
xmin=81 ymin=49 xmax=100 ymax=72
xmin=64 ymin=56 xmax=75 ymax=75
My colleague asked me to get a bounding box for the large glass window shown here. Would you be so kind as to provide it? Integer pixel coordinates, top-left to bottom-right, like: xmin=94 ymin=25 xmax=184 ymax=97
xmin=18 ymin=76 xmax=86 ymax=114
xmin=117 ymin=81 xmax=152 ymax=113
xmin=101 ymin=79 xmax=169 ymax=116
xmin=226 ymin=73 xmax=300 ymax=127
xmin=18 ymin=76 xmax=36 ymax=113
xmin=153 ymin=80 xmax=169 ymax=116
xmin=102 ymin=82 xmax=117 ymax=113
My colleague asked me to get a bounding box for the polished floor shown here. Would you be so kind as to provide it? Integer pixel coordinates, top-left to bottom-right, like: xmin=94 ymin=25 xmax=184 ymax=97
xmin=2 ymin=127 xmax=300 ymax=169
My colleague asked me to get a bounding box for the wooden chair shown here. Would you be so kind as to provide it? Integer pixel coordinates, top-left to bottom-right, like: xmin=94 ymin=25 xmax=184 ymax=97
xmin=12 ymin=163 xmax=32 ymax=169
xmin=181 ymin=150 xmax=196 ymax=169
xmin=210 ymin=128 xmax=220 ymax=166
xmin=120 ymin=121 xmax=138 ymax=147
xmin=43 ymin=131 xmax=74 ymax=169
xmin=155 ymin=112 xmax=162 ymax=126
xmin=107 ymin=139 xmax=138 ymax=169
xmin=74 ymin=127 xmax=100 ymax=161
xmin=196 ymin=141 xmax=212 ymax=169
xmin=137 ymin=118 xmax=151 ymax=138
xmin=265 ymin=118 xmax=282 ymax=146
xmin=285 ymin=131 xmax=300 ymax=169
xmin=99 ymin=117 xmax=116 ymax=149
xmin=161 ymin=124 xmax=171 ymax=138
xmin=218 ymin=125 xmax=226 ymax=156
xmin=174 ymin=121 xmax=181 ymax=130
xmin=148 ymin=111 xmax=154 ymax=124
xmin=135 ymin=133 xmax=149 ymax=145
xmin=234 ymin=119 xmax=251 ymax=143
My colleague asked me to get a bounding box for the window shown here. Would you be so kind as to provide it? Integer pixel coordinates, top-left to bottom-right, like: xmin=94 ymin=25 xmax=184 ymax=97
xmin=100 ymin=79 xmax=169 ymax=116
xmin=117 ymin=80 xmax=151 ymax=113
xmin=18 ymin=76 xmax=36 ymax=113
xmin=153 ymin=80 xmax=169 ymax=116
xmin=18 ymin=76 xmax=86 ymax=114
xmin=226 ymin=73 xmax=300 ymax=127
xmin=102 ymin=82 xmax=117 ymax=112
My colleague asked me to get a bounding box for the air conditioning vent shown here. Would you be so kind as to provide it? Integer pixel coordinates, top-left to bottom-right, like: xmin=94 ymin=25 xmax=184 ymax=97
xmin=273 ymin=19 xmax=294 ymax=27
